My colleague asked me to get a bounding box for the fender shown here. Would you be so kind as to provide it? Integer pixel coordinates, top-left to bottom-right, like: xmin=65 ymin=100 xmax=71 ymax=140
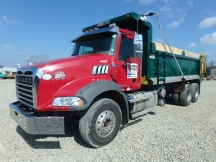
xmin=38 ymin=77 xmax=94 ymax=110
xmin=52 ymin=78 xmax=129 ymax=124
xmin=72 ymin=80 xmax=129 ymax=124
xmin=73 ymin=80 xmax=123 ymax=110
xmin=53 ymin=76 xmax=113 ymax=98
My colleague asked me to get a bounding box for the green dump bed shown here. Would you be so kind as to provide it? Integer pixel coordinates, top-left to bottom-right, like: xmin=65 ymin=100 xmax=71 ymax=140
xmin=147 ymin=42 xmax=201 ymax=86
xmin=83 ymin=12 xmax=201 ymax=86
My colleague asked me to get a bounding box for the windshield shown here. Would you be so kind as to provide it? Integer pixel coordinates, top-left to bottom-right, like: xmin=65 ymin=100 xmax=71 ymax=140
xmin=72 ymin=32 xmax=117 ymax=56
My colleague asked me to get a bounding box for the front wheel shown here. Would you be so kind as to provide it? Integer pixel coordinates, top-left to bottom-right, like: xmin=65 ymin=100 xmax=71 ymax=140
xmin=79 ymin=98 xmax=122 ymax=147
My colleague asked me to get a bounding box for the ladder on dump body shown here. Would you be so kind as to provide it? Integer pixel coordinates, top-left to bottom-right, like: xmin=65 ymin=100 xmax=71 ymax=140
xmin=156 ymin=51 xmax=166 ymax=90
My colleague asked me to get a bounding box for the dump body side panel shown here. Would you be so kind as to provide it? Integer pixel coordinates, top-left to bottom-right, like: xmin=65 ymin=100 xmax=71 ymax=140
xmin=149 ymin=52 xmax=200 ymax=77
xmin=143 ymin=42 xmax=201 ymax=85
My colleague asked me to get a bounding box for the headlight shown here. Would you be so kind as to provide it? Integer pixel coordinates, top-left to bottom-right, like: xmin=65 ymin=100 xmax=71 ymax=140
xmin=52 ymin=97 xmax=84 ymax=107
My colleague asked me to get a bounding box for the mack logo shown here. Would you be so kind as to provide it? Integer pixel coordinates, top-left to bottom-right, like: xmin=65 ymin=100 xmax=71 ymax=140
xmin=97 ymin=20 xmax=110 ymax=27
xmin=17 ymin=76 xmax=32 ymax=84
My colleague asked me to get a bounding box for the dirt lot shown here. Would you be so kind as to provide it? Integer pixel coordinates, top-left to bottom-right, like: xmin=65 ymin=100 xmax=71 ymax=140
xmin=0 ymin=79 xmax=216 ymax=162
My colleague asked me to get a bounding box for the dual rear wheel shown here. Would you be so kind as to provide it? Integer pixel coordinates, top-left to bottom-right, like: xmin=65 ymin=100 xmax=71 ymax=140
xmin=173 ymin=83 xmax=199 ymax=106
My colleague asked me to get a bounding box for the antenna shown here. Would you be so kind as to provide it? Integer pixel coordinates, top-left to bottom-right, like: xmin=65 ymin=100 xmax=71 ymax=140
xmin=137 ymin=0 xmax=139 ymax=33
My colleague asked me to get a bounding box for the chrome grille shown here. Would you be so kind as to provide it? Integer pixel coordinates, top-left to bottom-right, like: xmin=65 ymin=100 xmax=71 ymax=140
xmin=16 ymin=67 xmax=43 ymax=109
xmin=16 ymin=72 xmax=34 ymax=107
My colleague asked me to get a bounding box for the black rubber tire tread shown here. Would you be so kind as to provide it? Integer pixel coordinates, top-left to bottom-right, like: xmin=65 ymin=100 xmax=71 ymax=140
xmin=79 ymin=98 xmax=122 ymax=148
xmin=173 ymin=93 xmax=180 ymax=105
xmin=191 ymin=83 xmax=199 ymax=103
xmin=180 ymin=84 xmax=192 ymax=106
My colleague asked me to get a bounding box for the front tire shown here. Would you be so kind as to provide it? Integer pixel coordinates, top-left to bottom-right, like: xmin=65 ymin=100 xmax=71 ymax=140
xmin=79 ymin=98 xmax=122 ymax=147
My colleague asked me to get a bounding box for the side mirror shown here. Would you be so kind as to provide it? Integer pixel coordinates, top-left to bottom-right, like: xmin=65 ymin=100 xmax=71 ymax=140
xmin=134 ymin=34 xmax=143 ymax=58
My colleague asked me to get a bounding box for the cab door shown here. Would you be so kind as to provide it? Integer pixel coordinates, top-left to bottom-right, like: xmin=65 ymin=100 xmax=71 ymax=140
xmin=115 ymin=33 xmax=141 ymax=91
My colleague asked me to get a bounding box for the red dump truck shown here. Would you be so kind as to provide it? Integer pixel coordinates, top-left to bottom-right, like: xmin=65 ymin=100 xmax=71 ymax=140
xmin=9 ymin=12 xmax=203 ymax=147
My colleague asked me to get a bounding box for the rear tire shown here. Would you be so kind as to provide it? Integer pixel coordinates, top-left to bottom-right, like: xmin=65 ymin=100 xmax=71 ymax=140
xmin=158 ymin=98 xmax=165 ymax=107
xmin=79 ymin=98 xmax=122 ymax=148
xmin=173 ymin=93 xmax=180 ymax=105
xmin=180 ymin=84 xmax=192 ymax=106
xmin=191 ymin=83 xmax=199 ymax=103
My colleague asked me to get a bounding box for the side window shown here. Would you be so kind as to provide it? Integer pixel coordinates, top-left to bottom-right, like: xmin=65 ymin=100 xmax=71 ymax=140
xmin=119 ymin=37 xmax=133 ymax=61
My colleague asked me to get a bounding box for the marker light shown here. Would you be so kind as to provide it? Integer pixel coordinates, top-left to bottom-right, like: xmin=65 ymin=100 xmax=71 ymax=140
xmin=140 ymin=16 xmax=147 ymax=21
xmin=52 ymin=97 xmax=84 ymax=107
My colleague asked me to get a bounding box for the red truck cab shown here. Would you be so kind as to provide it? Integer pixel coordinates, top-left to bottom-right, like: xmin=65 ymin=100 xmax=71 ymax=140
xmin=9 ymin=24 xmax=146 ymax=147
xmin=21 ymin=26 xmax=142 ymax=112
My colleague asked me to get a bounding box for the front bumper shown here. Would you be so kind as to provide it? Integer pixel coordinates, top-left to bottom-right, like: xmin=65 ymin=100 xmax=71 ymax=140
xmin=9 ymin=101 xmax=65 ymax=135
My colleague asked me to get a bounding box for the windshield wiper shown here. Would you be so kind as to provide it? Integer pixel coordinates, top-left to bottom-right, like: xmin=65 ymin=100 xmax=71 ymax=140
xmin=71 ymin=53 xmax=79 ymax=56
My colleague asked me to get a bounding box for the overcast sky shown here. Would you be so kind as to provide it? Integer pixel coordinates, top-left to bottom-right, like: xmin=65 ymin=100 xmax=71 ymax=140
xmin=0 ymin=0 xmax=216 ymax=67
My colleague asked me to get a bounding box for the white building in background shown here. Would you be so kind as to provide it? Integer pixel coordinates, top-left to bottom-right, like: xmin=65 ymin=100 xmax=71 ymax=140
xmin=0 ymin=66 xmax=17 ymax=75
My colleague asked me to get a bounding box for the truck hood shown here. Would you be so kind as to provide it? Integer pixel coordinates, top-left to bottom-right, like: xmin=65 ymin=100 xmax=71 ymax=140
xmin=16 ymin=54 xmax=113 ymax=111
xmin=36 ymin=54 xmax=112 ymax=74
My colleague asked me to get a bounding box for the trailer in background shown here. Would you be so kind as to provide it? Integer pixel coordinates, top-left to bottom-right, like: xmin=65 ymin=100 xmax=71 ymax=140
xmin=0 ymin=69 xmax=8 ymax=79
xmin=0 ymin=66 xmax=17 ymax=79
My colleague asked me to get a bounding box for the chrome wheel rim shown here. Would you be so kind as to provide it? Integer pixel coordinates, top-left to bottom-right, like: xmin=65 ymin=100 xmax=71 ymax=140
xmin=95 ymin=110 xmax=116 ymax=137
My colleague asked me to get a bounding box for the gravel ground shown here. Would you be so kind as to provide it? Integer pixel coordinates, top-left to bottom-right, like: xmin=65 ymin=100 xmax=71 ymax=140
xmin=0 ymin=79 xmax=216 ymax=162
